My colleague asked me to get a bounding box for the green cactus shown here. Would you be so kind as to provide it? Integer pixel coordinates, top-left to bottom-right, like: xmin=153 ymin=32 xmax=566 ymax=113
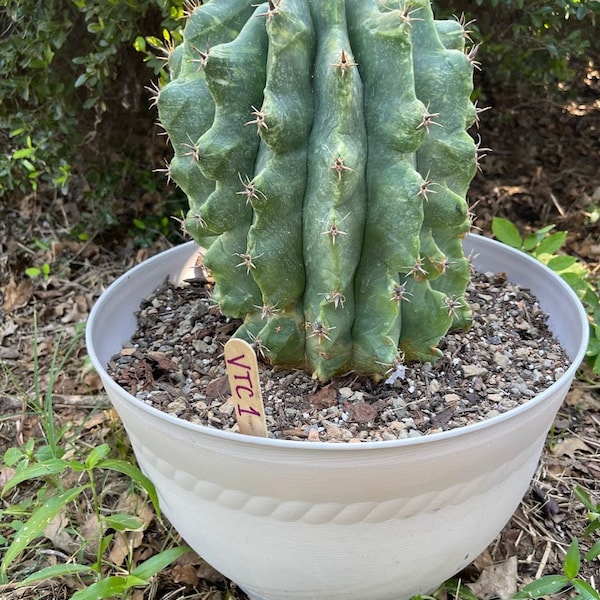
xmin=156 ymin=0 xmax=479 ymax=382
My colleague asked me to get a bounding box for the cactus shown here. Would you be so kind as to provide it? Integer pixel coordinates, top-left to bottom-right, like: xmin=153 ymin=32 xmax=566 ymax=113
xmin=155 ymin=0 xmax=480 ymax=382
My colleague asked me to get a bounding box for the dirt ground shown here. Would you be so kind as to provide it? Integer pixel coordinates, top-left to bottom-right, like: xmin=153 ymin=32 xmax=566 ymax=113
xmin=1 ymin=66 xmax=599 ymax=598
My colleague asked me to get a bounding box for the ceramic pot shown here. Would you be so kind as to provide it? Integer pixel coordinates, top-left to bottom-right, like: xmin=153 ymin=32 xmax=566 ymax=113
xmin=86 ymin=235 xmax=588 ymax=600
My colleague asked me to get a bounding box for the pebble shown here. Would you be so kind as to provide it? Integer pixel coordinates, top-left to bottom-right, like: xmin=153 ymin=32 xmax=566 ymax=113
xmin=462 ymin=365 xmax=489 ymax=377
xmin=493 ymin=352 xmax=511 ymax=369
xmin=108 ymin=272 xmax=571 ymax=443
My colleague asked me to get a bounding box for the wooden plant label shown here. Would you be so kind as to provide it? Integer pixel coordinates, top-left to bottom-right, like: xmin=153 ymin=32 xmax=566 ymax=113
xmin=223 ymin=338 xmax=267 ymax=438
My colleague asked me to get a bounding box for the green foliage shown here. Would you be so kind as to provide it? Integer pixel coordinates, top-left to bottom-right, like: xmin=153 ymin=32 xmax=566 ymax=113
xmin=513 ymin=538 xmax=599 ymax=599
xmin=574 ymin=486 xmax=600 ymax=549
xmin=513 ymin=488 xmax=600 ymax=600
xmin=0 ymin=324 xmax=190 ymax=596
xmin=436 ymin=0 xmax=599 ymax=91
xmin=157 ymin=0 xmax=479 ymax=381
xmin=492 ymin=217 xmax=600 ymax=374
xmin=0 ymin=0 xmax=184 ymax=196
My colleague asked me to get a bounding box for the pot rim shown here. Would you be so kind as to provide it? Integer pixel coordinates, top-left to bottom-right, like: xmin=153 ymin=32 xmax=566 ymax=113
xmin=86 ymin=234 xmax=589 ymax=451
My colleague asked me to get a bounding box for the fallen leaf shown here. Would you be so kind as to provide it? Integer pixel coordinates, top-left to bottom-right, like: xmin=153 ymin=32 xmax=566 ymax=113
xmin=0 ymin=315 xmax=18 ymax=345
xmin=551 ymin=436 xmax=591 ymax=458
xmin=2 ymin=277 xmax=33 ymax=312
xmin=82 ymin=411 xmax=109 ymax=430
xmin=532 ymin=486 xmax=560 ymax=518
xmin=196 ymin=558 xmax=227 ymax=583
xmin=172 ymin=564 xmax=200 ymax=586
xmin=565 ymin=387 xmax=600 ymax=411
xmin=205 ymin=375 xmax=230 ymax=399
xmin=585 ymin=461 xmax=600 ymax=480
xmin=80 ymin=513 xmax=101 ymax=559
xmin=146 ymin=351 xmax=178 ymax=371
xmin=109 ymin=530 xmax=144 ymax=567
xmin=467 ymin=556 xmax=518 ymax=599
xmin=44 ymin=511 xmax=79 ymax=554
xmin=0 ymin=466 xmax=16 ymax=490
xmin=344 ymin=401 xmax=377 ymax=423
xmin=108 ymin=493 xmax=155 ymax=566
xmin=311 ymin=386 xmax=337 ymax=410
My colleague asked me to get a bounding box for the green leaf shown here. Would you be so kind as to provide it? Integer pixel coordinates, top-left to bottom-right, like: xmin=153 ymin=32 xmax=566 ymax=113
xmin=3 ymin=447 xmax=24 ymax=467
xmin=2 ymin=459 xmax=68 ymax=496
xmin=534 ymin=224 xmax=556 ymax=239
xmin=85 ymin=444 xmax=110 ymax=469
xmin=70 ymin=575 xmax=146 ymax=600
xmin=492 ymin=217 xmax=522 ymax=249
xmin=536 ymin=231 xmax=567 ymax=255
xmin=97 ymin=459 xmax=160 ymax=517
xmin=523 ymin=233 xmax=539 ymax=251
xmin=103 ymin=514 xmax=145 ymax=532
xmin=513 ymin=575 xmax=571 ymax=598
xmin=546 ymin=255 xmax=577 ymax=272
xmin=18 ymin=563 xmax=93 ymax=586
xmin=584 ymin=539 xmax=600 ymax=561
xmin=435 ymin=578 xmax=481 ymax=600
xmin=574 ymin=486 xmax=596 ymax=511
xmin=583 ymin=514 xmax=600 ymax=536
xmin=21 ymin=159 xmax=36 ymax=173
xmin=74 ymin=73 xmax=89 ymax=88
xmin=145 ymin=35 xmax=162 ymax=48
xmin=131 ymin=545 xmax=192 ymax=581
xmin=0 ymin=486 xmax=86 ymax=574
xmin=12 ymin=147 xmax=35 ymax=160
xmin=564 ymin=538 xmax=581 ymax=580
xmin=572 ymin=579 xmax=600 ymax=600
xmin=133 ymin=36 xmax=146 ymax=52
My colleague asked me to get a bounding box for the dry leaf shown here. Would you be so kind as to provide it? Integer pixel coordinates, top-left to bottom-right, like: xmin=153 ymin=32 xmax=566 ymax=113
xmin=80 ymin=513 xmax=102 ymax=559
xmin=0 ymin=315 xmax=18 ymax=344
xmin=172 ymin=564 xmax=200 ymax=586
xmin=311 ymin=386 xmax=337 ymax=410
xmin=551 ymin=436 xmax=591 ymax=458
xmin=205 ymin=375 xmax=230 ymax=399
xmin=0 ymin=466 xmax=16 ymax=490
xmin=345 ymin=401 xmax=377 ymax=423
xmin=82 ymin=411 xmax=109 ymax=430
xmin=146 ymin=351 xmax=178 ymax=371
xmin=107 ymin=491 xmax=156 ymax=565
xmin=44 ymin=511 xmax=79 ymax=554
xmin=585 ymin=461 xmax=600 ymax=480
xmin=2 ymin=277 xmax=33 ymax=313
xmin=565 ymin=386 xmax=600 ymax=411
xmin=109 ymin=531 xmax=142 ymax=567
xmin=196 ymin=558 xmax=227 ymax=583
xmin=467 ymin=556 xmax=518 ymax=599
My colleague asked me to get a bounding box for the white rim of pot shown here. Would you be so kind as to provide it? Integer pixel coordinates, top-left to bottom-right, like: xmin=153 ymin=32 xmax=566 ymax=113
xmin=86 ymin=234 xmax=589 ymax=451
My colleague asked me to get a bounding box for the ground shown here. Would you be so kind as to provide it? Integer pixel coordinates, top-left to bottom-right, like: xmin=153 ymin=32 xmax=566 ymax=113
xmin=0 ymin=69 xmax=599 ymax=598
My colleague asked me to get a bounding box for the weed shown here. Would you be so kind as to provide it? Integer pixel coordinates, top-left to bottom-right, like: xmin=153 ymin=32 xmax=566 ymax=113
xmin=0 ymin=320 xmax=190 ymax=597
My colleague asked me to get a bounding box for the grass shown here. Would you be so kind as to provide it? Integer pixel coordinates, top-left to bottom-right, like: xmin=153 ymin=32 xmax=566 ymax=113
xmin=0 ymin=320 xmax=191 ymax=599
xmin=0 ymin=217 xmax=598 ymax=598
xmin=1 ymin=319 xmax=598 ymax=599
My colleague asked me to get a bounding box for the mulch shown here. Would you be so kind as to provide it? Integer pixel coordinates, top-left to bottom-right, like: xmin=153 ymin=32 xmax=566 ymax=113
xmin=1 ymin=71 xmax=599 ymax=597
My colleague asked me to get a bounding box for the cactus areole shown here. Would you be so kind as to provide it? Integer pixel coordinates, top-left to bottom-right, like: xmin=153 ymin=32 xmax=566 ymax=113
xmin=156 ymin=0 xmax=481 ymax=382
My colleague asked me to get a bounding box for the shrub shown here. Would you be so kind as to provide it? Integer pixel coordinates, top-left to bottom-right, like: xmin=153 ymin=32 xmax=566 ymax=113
xmin=436 ymin=0 xmax=599 ymax=92
xmin=0 ymin=0 xmax=183 ymax=197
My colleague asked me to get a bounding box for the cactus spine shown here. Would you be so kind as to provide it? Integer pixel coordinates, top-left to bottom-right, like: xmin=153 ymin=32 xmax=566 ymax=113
xmin=156 ymin=0 xmax=478 ymax=382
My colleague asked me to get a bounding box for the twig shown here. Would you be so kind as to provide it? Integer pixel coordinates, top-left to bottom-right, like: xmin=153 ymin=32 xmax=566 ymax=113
xmin=535 ymin=540 xmax=553 ymax=579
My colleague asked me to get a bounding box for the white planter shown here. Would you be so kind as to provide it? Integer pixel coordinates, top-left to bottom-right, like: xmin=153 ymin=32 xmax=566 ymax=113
xmin=86 ymin=235 xmax=588 ymax=600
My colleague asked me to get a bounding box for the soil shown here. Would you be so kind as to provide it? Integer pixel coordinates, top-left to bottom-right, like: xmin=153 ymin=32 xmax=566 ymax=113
xmin=106 ymin=271 xmax=570 ymax=443
xmin=1 ymin=67 xmax=599 ymax=598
